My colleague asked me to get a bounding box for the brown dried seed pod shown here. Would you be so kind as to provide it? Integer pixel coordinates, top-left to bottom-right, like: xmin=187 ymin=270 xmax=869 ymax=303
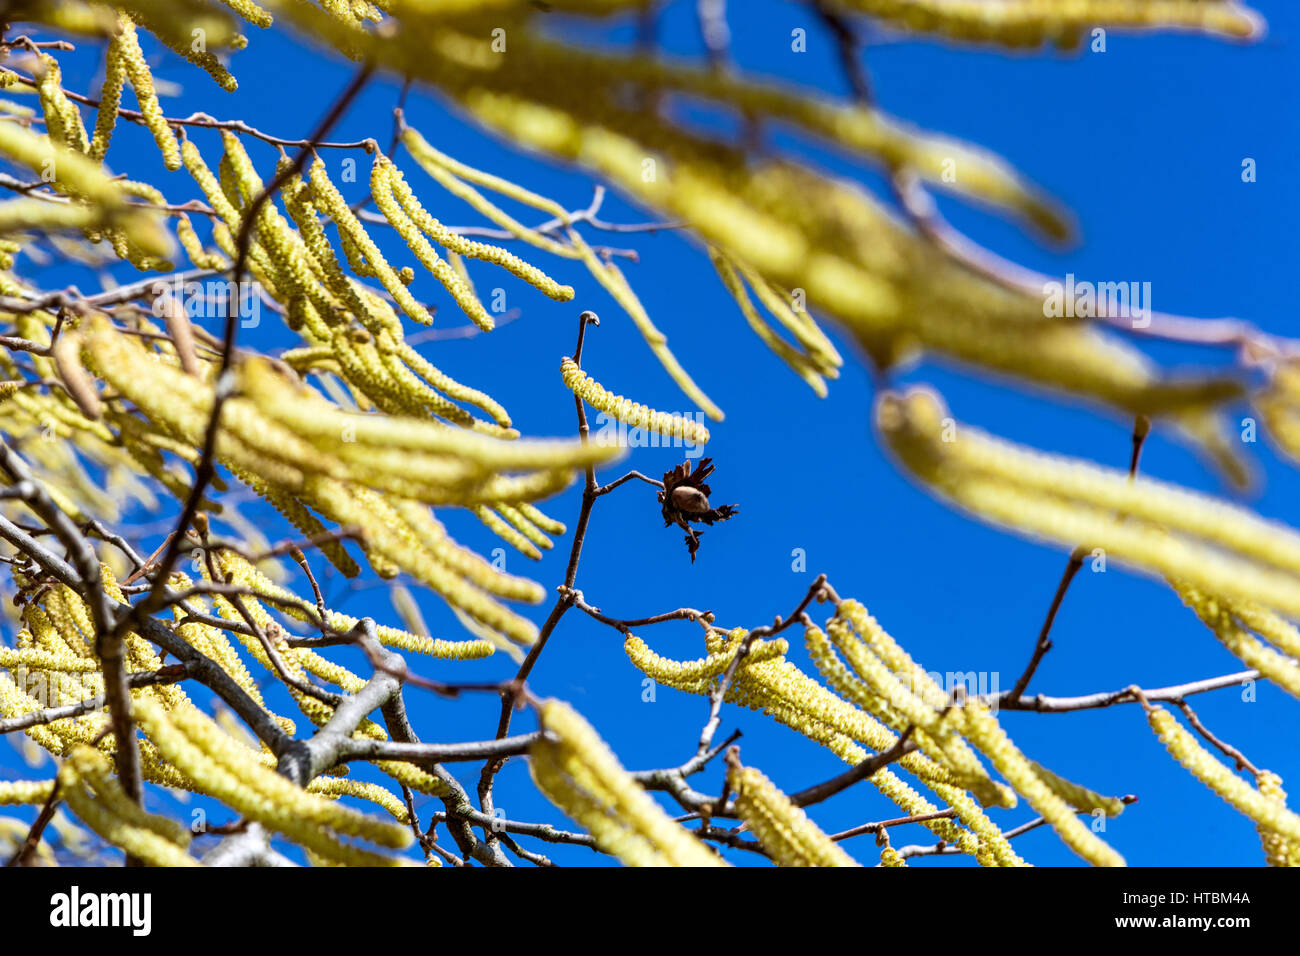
xmin=670 ymin=484 xmax=710 ymax=514
xmin=51 ymin=331 xmax=102 ymax=421
xmin=156 ymin=291 xmax=201 ymax=376
xmin=658 ymin=457 xmax=739 ymax=562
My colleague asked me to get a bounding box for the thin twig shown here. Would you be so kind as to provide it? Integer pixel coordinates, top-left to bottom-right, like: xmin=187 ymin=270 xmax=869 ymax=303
xmin=992 ymin=669 xmax=1261 ymax=713
xmin=1174 ymin=699 xmax=1261 ymax=777
xmin=4 ymin=784 xmax=60 ymax=867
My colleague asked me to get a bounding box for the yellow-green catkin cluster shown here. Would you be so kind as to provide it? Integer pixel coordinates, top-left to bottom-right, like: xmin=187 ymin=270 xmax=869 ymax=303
xmin=113 ymin=16 xmax=182 ymax=170
xmin=1253 ymin=772 xmax=1300 ymax=867
xmin=0 ymin=118 xmax=171 ymax=259
xmin=0 ymin=778 xmax=57 ymax=807
xmin=529 ymin=699 xmax=727 ymax=867
xmin=58 ymin=746 xmax=199 ymax=866
xmin=624 ymin=619 xmax=1024 ymax=867
xmin=875 ymin=386 xmax=1300 ymax=619
xmin=0 ymin=541 xmax=463 ymax=838
xmin=820 ymin=599 xmax=1013 ymax=811
xmin=81 ymin=320 xmax=620 ymax=644
xmin=561 ymin=358 xmax=710 ymax=444
xmin=134 ymin=697 xmax=414 ymax=866
xmin=0 ymin=8 xmax=254 ymax=275
xmin=399 ymin=125 xmax=725 ymax=421
xmin=195 ymin=556 xmax=456 ymax=803
xmin=625 ymin=591 xmax=1132 ymax=866
xmin=178 ymin=132 xmax=518 ymax=440
xmin=1146 ymin=705 xmax=1300 ymax=855
xmin=1174 ymin=583 xmax=1300 ymax=701
xmin=821 ymin=597 xmax=1127 ymax=865
xmin=371 ymin=153 xmax=574 ymax=330
xmin=1254 ymin=358 xmax=1300 ymax=467
xmin=827 ymin=0 xmax=1262 ymax=48
xmin=709 ymin=247 xmax=841 ymax=397
xmin=295 ymin=6 xmax=1248 ymax=437
xmin=0 ymin=556 xmax=434 ymax=862
xmin=726 ymin=760 xmax=859 ymax=866
xmin=0 ymin=0 xmax=1279 ymax=870
xmin=277 ymin=6 xmax=1258 ymax=464
xmin=960 ymin=702 xmax=1124 ymax=867
xmin=210 ymin=547 xmax=494 ymax=661
xmin=38 ymin=19 xmax=171 ymax=169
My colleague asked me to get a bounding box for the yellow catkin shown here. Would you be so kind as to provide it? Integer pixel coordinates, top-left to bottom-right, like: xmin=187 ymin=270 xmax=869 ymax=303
xmin=625 ymin=631 xmax=789 ymax=685
xmin=175 ymin=214 xmax=228 ymax=269
xmin=736 ymin=262 xmax=841 ymax=375
xmin=401 ymin=126 xmax=723 ymax=419
xmin=383 ymin=156 xmax=574 ymax=302
xmin=1175 ymin=583 xmax=1300 ymax=700
xmin=880 ymin=845 xmax=906 ymax=867
xmin=1027 ymin=761 xmax=1126 ymax=818
xmin=1147 ymin=706 xmax=1300 ymax=847
xmin=58 ymin=748 xmax=199 ymax=866
xmin=727 ymin=762 xmax=860 ymax=867
xmin=51 ymin=332 xmax=102 ymax=421
xmin=561 ymin=358 xmax=709 ymax=444
xmin=221 ymin=0 xmax=274 ymax=30
xmin=963 ymin=702 xmax=1124 ymax=867
xmin=60 ymin=783 xmax=201 ymax=866
xmin=64 ymin=746 xmax=192 ymax=847
xmin=0 ymin=120 xmax=170 ymax=256
xmin=134 ymin=697 xmax=412 ymax=865
xmin=237 ymin=354 xmax=614 ymax=475
xmin=117 ymin=18 xmax=181 ymax=170
xmin=530 ymin=699 xmax=727 ymax=867
xmin=1254 ymin=772 xmax=1300 ymax=867
xmin=710 ymin=248 xmax=830 ymax=397
xmin=485 ymin=31 xmax=1069 ymax=233
xmin=435 ymin=79 xmax=1244 ymax=451
xmin=128 ymin=6 xmax=238 ymax=91
xmin=0 ymin=778 xmax=56 ymax=805
xmin=397 ymin=341 xmax=512 ymax=426
xmin=1255 ymin=359 xmax=1300 ymax=466
xmin=0 ymin=669 xmax=90 ymax=755
xmin=371 ymin=157 xmax=495 ymax=330
xmin=473 ymin=505 xmax=542 ymax=560
xmin=0 ymin=646 xmax=103 ymax=673
xmin=802 ymin=625 xmax=958 ymax=786
xmin=79 ymin=324 xmax=602 ymax=645
xmin=1230 ymin=601 xmax=1300 ymax=660
xmin=495 ymin=503 xmax=555 ymax=551
xmin=875 ymin=386 xmax=1300 ymax=620
xmin=827 ymin=0 xmax=1262 ymax=48
xmin=35 ymin=55 xmax=89 ymax=154
xmin=216 ymin=546 xmax=498 ymax=658
xmin=308 ymin=778 xmax=410 ymax=823
xmin=401 ymin=127 xmax=578 ymax=259
xmin=823 ymin=612 xmax=1012 ymax=810
xmin=89 ymin=28 xmax=128 ymax=161
xmin=309 ymin=159 xmax=434 ymax=326
xmin=627 ymin=630 xmax=999 ymax=862
xmin=517 ymin=502 xmax=566 ymax=536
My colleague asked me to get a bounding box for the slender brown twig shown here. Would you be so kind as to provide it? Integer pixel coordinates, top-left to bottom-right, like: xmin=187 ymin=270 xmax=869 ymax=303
xmin=4 ymin=784 xmax=60 ymax=868
xmin=1174 ymin=699 xmax=1261 ymax=777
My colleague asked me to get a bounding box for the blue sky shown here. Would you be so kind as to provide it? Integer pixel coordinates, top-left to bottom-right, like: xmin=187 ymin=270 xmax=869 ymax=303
xmin=3 ymin=2 xmax=1298 ymax=866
